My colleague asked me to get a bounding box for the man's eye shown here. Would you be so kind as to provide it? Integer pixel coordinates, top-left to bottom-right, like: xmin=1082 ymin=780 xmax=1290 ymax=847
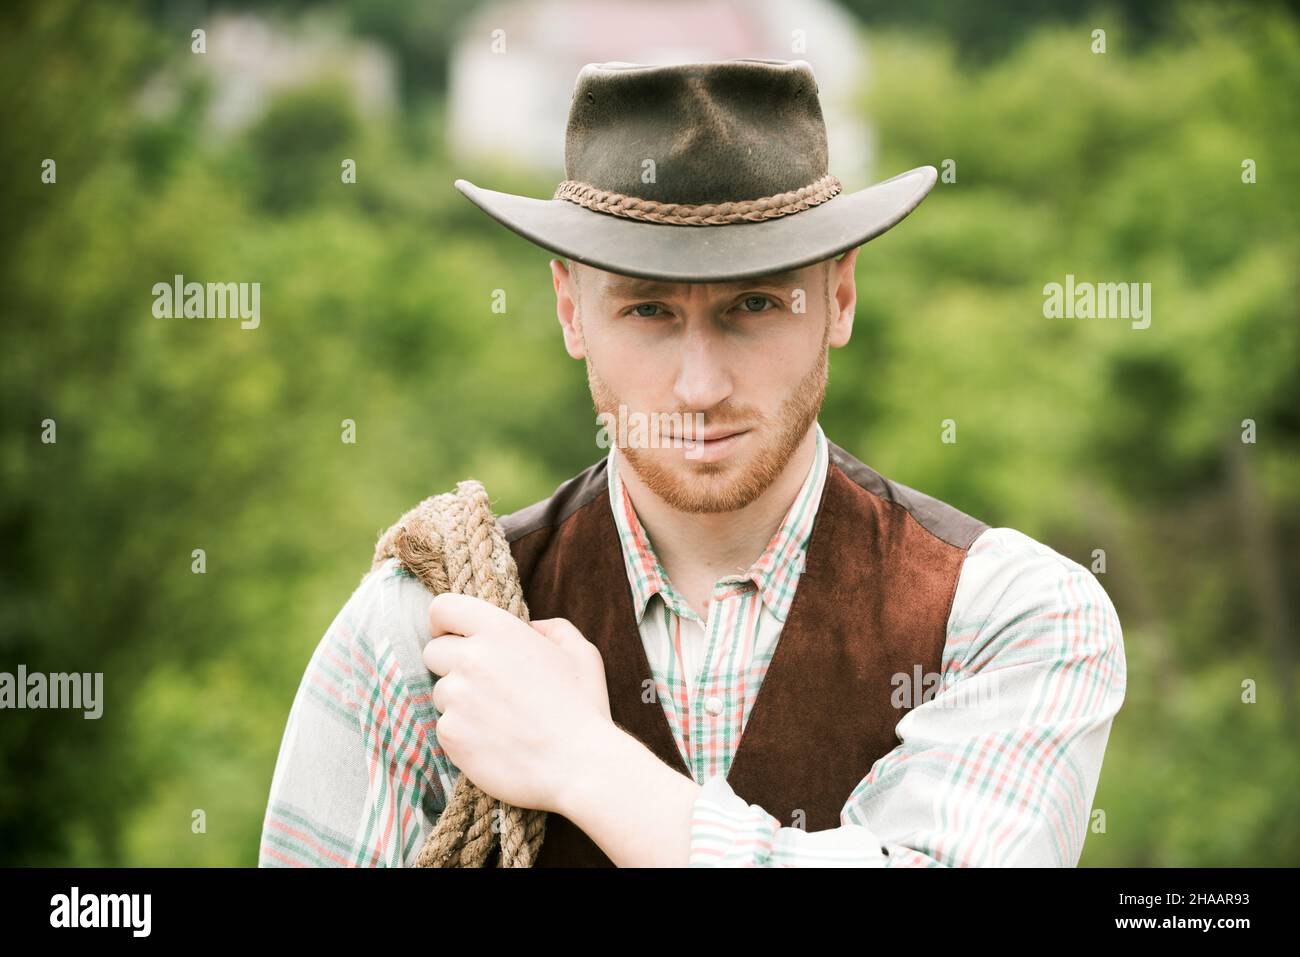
xmin=739 ymin=295 xmax=776 ymax=312
xmin=629 ymin=303 xmax=663 ymax=318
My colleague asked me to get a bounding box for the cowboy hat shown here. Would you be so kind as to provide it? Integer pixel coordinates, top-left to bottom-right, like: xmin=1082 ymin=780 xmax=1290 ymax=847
xmin=453 ymin=58 xmax=937 ymax=283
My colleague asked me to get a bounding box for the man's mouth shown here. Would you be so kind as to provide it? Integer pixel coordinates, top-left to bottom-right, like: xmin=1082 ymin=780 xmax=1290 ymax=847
xmin=673 ymin=427 xmax=748 ymax=443
xmin=673 ymin=428 xmax=751 ymax=462
xmin=693 ymin=428 xmax=746 ymax=442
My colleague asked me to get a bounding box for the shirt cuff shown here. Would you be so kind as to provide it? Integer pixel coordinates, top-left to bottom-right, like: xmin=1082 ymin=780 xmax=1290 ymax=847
xmin=689 ymin=774 xmax=888 ymax=867
xmin=689 ymin=774 xmax=781 ymax=866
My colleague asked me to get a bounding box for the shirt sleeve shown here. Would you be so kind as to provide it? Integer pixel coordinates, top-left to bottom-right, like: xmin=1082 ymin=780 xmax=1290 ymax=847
xmin=258 ymin=559 xmax=455 ymax=867
xmin=688 ymin=526 xmax=1127 ymax=867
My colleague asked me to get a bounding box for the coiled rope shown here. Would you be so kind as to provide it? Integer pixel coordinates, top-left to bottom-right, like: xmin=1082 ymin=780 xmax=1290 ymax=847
xmin=370 ymin=479 xmax=547 ymax=867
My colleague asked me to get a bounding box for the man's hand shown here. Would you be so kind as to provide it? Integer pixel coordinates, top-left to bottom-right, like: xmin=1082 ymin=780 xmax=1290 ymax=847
xmin=422 ymin=593 xmax=614 ymax=813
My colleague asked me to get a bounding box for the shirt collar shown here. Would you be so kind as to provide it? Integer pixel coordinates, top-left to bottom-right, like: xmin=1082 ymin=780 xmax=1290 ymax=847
xmin=607 ymin=420 xmax=829 ymax=625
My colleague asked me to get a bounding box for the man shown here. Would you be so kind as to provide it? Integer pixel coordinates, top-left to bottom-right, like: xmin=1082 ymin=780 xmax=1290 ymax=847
xmin=259 ymin=59 xmax=1125 ymax=867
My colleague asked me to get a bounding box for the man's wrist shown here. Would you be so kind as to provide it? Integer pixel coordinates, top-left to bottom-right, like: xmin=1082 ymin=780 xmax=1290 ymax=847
xmin=552 ymin=719 xmax=641 ymax=818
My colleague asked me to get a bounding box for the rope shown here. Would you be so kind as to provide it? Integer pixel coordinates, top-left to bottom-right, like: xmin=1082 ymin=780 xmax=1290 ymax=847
xmin=552 ymin=173 xmax=842 ymax=225
xmin=370 ymin=479 xmax=547 ymax=867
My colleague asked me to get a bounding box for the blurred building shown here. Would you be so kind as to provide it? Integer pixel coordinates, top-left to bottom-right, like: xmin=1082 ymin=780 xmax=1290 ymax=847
xmin=138 ymin=11 xmax=400 ymax=137
xmin=447 ymin=0 xmax=877 ymax=189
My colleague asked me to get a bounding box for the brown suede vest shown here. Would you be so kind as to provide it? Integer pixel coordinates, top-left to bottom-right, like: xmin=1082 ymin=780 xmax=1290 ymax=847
xmin=498 ymin=436 xmax=988 ymax=867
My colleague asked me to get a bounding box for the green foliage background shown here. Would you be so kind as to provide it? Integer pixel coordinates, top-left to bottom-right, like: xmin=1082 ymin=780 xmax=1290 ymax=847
xmin=1 ymin=0 xmax=1296 ymax=865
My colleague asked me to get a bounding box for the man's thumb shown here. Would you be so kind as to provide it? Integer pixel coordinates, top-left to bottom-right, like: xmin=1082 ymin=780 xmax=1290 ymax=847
xmin=530 ymin=617 xmax=576 ymax=646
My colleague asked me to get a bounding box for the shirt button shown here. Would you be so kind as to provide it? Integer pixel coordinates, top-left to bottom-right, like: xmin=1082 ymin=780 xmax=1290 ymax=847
xmin=704 ymin=695 xmax=723 ymax=716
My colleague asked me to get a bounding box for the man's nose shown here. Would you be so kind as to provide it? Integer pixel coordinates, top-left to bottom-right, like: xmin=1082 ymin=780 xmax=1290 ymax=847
xmin=671 ymin=324 xmax=734 ymax=412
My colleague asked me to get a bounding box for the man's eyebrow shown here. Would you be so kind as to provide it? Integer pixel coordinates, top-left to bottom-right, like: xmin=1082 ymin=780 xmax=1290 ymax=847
xmin=601 ymin=268 xmax=815 ymax=298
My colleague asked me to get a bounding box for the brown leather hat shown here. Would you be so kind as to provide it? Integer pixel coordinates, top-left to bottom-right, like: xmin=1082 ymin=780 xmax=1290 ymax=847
xmin=454 ymin=58 xmax=936 ymax=283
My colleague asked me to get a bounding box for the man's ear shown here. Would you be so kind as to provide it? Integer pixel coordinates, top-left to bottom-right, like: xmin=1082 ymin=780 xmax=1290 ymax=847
xmin=827 ymin=248 xmax=859 ymax=349
xmin=551 ymin=258 xmax=586 ymax=359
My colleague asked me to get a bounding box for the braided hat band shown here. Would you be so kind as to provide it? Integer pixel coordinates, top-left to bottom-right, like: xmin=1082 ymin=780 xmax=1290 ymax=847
xmin=552 ymin=173 xmax=842 ymax=226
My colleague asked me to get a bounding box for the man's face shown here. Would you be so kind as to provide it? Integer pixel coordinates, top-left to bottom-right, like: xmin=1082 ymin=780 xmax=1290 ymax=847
xmin=551 ymin=250 xmax=858 ymax=514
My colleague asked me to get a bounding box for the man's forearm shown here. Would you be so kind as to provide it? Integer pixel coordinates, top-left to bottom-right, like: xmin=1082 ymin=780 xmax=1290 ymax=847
xmin=555 ymin=723 xmax=702 ymax=867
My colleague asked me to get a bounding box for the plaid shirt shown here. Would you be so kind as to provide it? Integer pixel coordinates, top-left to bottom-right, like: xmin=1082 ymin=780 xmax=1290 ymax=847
xmin=259 ymin=422 xmax=1126 ymax=866
xmin=607 ymin=421 xmax=830 ymax=786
